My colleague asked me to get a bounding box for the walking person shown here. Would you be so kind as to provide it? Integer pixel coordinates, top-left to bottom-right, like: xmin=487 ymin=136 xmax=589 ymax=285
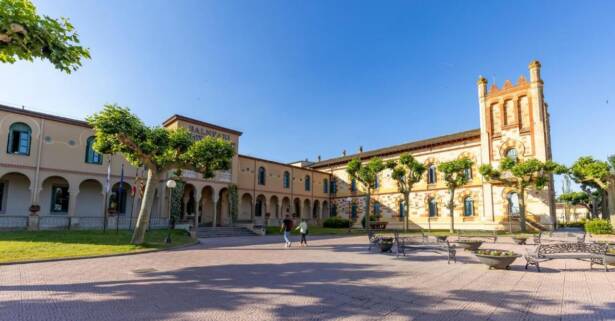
xmin=296 ymin=219 xmax=309 ymax=246
xmin=281 ymin=213 xmax=294 ymax=248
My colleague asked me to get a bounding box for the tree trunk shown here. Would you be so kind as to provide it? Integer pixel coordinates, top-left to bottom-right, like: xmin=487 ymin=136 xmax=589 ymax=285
xmin=365 ymin=189 xmax=371 ymax=231
xmin=403 ymin=192 xmax=410 ymax=232
xmin=519 ymin=188 xmax=527 ymax=233
xmin=131 ymin=169 xmax=159 ymax=244
xmin=449 ymin=189 xmax=455 ymax=233
xmin=601 ymin=190 xmax=609 ymax=220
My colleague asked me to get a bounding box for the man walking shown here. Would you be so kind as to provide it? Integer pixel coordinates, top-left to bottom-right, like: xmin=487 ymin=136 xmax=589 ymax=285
xmin=281 ymin=214 xmax=294 ymax=248
xmin=295 ymin=219 xmax=309 ymax=246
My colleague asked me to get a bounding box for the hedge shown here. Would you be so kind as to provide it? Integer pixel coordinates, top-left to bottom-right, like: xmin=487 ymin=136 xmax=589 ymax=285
xmin=585 ymin=219 xmax=613 ymax=234
xmin=323 ymin=216 xmax=351 ymax=228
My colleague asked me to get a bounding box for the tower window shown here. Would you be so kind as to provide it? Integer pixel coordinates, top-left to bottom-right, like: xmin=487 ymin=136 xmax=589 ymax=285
xmin=428 ymin=165 xmax=437 ymax=184
xmin=257 ymin=167 xmax=266 ymax=185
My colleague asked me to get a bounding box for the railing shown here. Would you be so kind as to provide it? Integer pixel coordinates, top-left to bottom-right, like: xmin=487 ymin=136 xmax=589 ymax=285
xmin=39 ymin=215 xmax=70 ymax=230
xmin=0 ymin=215 xmax=28 ymax=230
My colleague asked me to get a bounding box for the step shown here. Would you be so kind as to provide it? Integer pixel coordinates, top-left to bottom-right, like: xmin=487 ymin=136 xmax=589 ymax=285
xmin=197 ymin=227 xmax=258 ymax=238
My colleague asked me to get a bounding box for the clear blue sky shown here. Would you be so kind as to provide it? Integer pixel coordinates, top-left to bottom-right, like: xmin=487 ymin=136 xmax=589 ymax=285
xmin=1 ymin=0 xmax=614 ymax=176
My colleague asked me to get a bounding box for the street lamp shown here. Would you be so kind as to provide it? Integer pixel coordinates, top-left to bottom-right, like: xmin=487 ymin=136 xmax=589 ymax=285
xmin=165 ymin=179 xmax=177 ymax=244
xmin=346 ymin=197 xmax=352 ymax=233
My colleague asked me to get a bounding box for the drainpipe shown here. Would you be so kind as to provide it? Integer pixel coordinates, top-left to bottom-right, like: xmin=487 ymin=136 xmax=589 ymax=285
xmin=32 ymin=119 xmax=45 ymax=205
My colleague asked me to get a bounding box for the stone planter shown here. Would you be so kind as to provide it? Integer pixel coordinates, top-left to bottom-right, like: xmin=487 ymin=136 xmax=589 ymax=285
xmin=605 ymin=252 xmax=615 ymax=266
xmin=379 ymin=237 xmax=393 ymax=253
xmin=455 ymin=240 xmax=483 ymax=251
xmin=512 ymin=237 xmax=528 ymax=245
xmin=435 ymin=236 xmax=448 ymax=242
xmin=475 ymin=249 xmax=521 ymax=270
xmin=370 ymin=222 xmax=388 ymax=230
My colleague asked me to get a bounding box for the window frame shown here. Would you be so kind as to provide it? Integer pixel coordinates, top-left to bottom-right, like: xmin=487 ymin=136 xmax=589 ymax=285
xmin=463 ymin=196 xmax=474 ymax=216
xmin=323 ymin=178 xmax=329 ymax=194
xmin=428 ymin=198 xmax=438 ymax=217
xmin=257 ymin=167 xmax=266 ymax=185
xmin=7 ymin=122 xmax=32 ymax=156
xmin=427 ymin=165 xmax=437 ymax=184
xmin=85 ymin=136 xmax=103 ymax=165
xmin=304 ymin=175 xmax=311 ymax=191
xmin=283 ymin=171 xmax=290 ymax=189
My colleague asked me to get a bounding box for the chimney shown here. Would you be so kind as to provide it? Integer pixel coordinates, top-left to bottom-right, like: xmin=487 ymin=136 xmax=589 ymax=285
xmin=359 ymin=146 xmax=363 ymax=153
xmin=529 ymin=60 xmax=542 ymax=84
xmin=342 ymin=150 xmax=347 ymax=156
xmin=477 ymin=75 xmax=487 ymax=98
xmin=317 ymin=155 xmax=321 ymax=161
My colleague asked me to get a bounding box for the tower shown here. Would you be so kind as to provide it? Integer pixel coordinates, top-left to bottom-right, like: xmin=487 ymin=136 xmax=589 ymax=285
xmin=477 ymin=60 xmax=555 ymax=228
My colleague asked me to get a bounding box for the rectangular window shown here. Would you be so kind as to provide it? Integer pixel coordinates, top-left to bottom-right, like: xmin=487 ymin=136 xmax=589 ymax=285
xmin=10 ymin=131 xmax=30 ymax=154
xmin=0 ymin=182 xmax=4 ymax=212
xmin=51 ymin=185 xmax=69 ymax=213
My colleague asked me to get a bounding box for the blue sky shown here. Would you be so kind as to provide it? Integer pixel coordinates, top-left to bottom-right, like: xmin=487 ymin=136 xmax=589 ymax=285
xmin=1 ymin=0 xmax=614 ymax=177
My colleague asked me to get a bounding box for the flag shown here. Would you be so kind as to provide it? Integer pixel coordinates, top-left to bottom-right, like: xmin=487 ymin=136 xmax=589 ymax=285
xmin=119 ymin=164 xmax=125 ymax=192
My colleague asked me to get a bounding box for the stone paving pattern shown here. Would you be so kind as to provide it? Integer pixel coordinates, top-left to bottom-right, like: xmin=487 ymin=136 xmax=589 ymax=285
xmin=1 ymin=235 xmax=615 ymax=321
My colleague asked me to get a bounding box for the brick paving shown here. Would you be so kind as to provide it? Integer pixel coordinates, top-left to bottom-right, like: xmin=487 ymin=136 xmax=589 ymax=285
xmin=1 ymin=235 xmax=615 ymax=321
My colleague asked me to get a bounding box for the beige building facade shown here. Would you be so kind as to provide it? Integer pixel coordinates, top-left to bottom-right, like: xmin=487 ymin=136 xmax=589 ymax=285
xmin=0 ymin=61 xmax=555 ymax=231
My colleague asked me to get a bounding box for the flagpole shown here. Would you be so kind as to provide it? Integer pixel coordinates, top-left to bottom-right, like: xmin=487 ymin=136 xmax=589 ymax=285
xmin=103 ymin=156 xmax=111 ymax=232
xmin=128 ymin=166 xmax=140 ymax=231
xmin=116 ymin=164 xmax=125 ymax=233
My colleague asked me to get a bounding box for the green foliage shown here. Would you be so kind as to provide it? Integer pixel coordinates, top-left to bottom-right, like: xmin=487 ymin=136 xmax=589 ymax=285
xmin=323 ymin=216 xmax=351 ymax=228
xmin=87 ymin=104 xmax=234 ymax=177
xmin=347 ymin=157 xmax=385 ymax=190
xmin=558 ymin=191 xmax=590 ymax=208
xmin=169 ymin=179 xmax=185 ymax=219
xmin=0 ymin=0 xmax=90 ymax=73
xmin=385 ymin=153 xmax=426 ymax=195
xmin=438 ymin=158 xmax=473 ymax=190
xmin=584 ymin=219 xmax=613 ymax=234
xmin=569 ymin=156 xmax=613 ymax=190
xmin=480 ymin=157 xmax=565 ymax=232
xmin=228 ymin=184 xmax=239 ymax=224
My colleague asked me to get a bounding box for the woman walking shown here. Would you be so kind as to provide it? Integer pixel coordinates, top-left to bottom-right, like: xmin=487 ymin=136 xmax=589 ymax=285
xmin=295 ymin=219 xmax=309 ymax=246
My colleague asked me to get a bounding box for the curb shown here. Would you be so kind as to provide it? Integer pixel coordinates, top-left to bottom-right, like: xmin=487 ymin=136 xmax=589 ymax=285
xmin=0 ymin=240 xmax=201 ymax=266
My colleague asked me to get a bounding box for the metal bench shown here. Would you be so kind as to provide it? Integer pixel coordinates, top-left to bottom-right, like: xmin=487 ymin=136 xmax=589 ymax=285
xmin=367 ymin=230 xmax=386 ymax=251
xmin=524 ymin=242 xmax=609 ymax=272
xmin=456 ymin=229 xmax=498 ymax=243
xmin=533 ymin=231 xmax=586 ymax=245
xmin=394 ymin=232 xmax=456 ymax=264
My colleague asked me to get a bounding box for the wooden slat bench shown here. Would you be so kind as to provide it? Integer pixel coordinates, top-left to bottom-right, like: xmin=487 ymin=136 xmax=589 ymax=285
xmin=456 ymin=229 xmax=498 ymax=243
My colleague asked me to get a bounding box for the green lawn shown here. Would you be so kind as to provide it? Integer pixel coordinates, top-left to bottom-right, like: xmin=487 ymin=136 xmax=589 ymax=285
xmin=0 ymin=230 xmax=194 ymax=263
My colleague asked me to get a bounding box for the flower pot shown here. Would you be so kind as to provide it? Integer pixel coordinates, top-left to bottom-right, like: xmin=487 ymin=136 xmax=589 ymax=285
xmin=435 ymin=236 xmax=448 ymax=242
xmin=29 ymin=204 xmax=41 ymax=214
xmin=455 ymin=240 xmax=483 ymax=251
xmin=370 ymin=222 xmax=388 ymax=230
xmin=379 ymin=237 xmax=394 ymax=252
xmin=475 ymin=249 xmax=521 ymax=270
xmin=512 ymin=237 xmax=528 ymax=245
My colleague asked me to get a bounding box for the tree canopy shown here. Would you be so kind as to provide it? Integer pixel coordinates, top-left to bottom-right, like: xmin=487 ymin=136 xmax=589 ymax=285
xmin=87 ymin=104 xmax=234 ymax=244
xmin=438 ymin=157 xmax=473 ymax=232
xmin=480 ymin=157 xmax=566 ymax=231
xmin=386 ymin=153 xmax=426 ymax=231
xmin=346 ymin=157 xmax=385 ymax=228
xmin=0 ymin=0 xmax=90 ymax=73
xmin=569 ymin=156 xmax=613 ymax=190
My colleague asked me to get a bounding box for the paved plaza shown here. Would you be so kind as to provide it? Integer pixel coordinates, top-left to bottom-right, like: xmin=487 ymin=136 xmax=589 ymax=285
xmin=1 ymin=235 xmax=615 ymax=321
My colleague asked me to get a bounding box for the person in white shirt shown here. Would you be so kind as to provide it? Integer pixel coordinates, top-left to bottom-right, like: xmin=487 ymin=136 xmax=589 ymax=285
xmin=295 ymin=219 xmax=309 ymax=246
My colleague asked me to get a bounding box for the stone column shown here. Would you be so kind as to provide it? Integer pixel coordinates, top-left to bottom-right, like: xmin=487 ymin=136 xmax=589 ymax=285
xmin=192 ymin=189 xmax=202 ymax=238
xmin=67 ymin=187 xmax=80 ymax=229
xmin=212 ymin=193 xmax=219 ymax=227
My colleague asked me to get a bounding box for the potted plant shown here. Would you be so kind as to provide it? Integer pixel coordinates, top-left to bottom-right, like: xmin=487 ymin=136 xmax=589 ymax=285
xmin=28 ymin=204 xmax=41 ymax=214
xmin=474 ymin=249 xmax=521 ymax=270
xmin=379 ymin=237 xmax=394 ymax=253
xmin=511 ymin=236 xmax=528 ymax=245
xmin=604 ymin=246 xmax=615 ymax=266
xmin=455 ymin=239 xmax=483 ymax=251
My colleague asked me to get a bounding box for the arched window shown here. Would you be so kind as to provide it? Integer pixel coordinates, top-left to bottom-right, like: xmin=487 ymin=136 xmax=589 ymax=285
xmin=351 ymin=202 xmax=357 ymax=219
xmin=283 ymin=171 xmax=290 ymax=188
xmin=428 ymin=198 xmax=438 ymax=217
xmin=257 ymin=167 xmax=266 ymax=185
xmin=85 ymin=136 xmax=102 ymax=164
xmin=323 ymin=178 xmax=329 ymax=193
xmin=350 ymin=178 xmax=357 ymax=192
xmin=507 ymin=192 xmax=520 ymax=217
xmin=304 ymin=175 xmax=311 ymax=191
xmin=506 ymin=148 xmax=518 ymax=161
xmin=373 ymin=202 xmax=381 ymax=217
xmin=428 ymin=165 xmax=437 ymax=184
xmin=109 ymin=184 xmax=128 ymax=214
xmin=464 ymin=167 xmax=472 ymax=180
xmin=7 ymin=122 xmax=31 ymax=155
xmin=464 ymin=196 xmax=474 ymax=216
xmin=255 ymin=198 xmax=263 ymax=217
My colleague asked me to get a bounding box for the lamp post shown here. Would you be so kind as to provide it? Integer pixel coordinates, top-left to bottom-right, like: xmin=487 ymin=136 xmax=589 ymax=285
xmin=346 ymin=197 xmax=352 ymax=233
xmin=165 ymin=179 xmax=177 ymax=244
